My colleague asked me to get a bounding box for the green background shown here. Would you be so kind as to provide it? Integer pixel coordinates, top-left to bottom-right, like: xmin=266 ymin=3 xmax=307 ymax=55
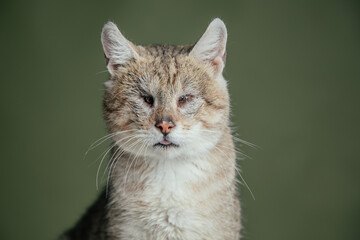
xmin=1 ymin=0 xmax=359 ymax=239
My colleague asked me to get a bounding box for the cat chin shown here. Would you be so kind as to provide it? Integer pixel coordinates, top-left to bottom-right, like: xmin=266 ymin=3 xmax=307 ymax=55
xmin=149 ymin=140 xmax=218 ymax=160
xmin=119 ymin=142 xmax=212 ymax=161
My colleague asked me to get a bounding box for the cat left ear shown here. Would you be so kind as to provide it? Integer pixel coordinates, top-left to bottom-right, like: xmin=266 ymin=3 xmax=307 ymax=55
xmin=190 ymin=18 xmax=227 ymax=75
xmin=101 ymin=21 xmax=139 ymax=75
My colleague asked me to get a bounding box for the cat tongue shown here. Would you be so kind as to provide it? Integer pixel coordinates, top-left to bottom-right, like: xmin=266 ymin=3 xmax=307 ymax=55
xmin=160 ymin=139 xmax=171 ymax=145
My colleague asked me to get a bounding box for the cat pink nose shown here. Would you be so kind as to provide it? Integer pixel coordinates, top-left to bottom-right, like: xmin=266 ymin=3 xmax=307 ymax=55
xmin=155 ymin=120 xmax=175 ymax=135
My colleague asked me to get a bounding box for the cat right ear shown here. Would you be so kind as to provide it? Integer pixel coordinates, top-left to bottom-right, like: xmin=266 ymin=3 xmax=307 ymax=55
xmin=101 ymin=22 xmax=139 ymax=75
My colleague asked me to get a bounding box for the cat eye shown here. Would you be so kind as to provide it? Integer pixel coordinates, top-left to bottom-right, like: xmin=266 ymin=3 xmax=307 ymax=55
xmin=143 ymin=95 xmax=154 ymax=106
xmin=178 ymin=95 xmax=194 ymax=107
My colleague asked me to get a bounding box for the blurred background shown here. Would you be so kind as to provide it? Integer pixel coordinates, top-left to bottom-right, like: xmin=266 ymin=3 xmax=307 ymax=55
xmin=1 ymin=0 xmax=359 ymax=239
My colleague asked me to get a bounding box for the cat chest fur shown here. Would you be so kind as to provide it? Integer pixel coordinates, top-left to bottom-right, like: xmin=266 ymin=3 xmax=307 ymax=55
xmin=109 ymin=154 xmax=238 ymax=239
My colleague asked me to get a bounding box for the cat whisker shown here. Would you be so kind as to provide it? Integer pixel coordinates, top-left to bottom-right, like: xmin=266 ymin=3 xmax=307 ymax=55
xmin=107 ymin=136 xmax=145 ymax=186
xmin=96 ymin=134 xmax=139 ymax=190
xmin=195 ymin=135 xmax=255 ymax=200
xmin=101 ymin=134 xmax=140 ymax=183
xmin=218 ymin=144 xmax=252 ymax=160
xmin=86 ymin=129 xmax=139 ymax=155
xmin=131 ymin=141 xmax=148 ymax=186
xmin=84 ymin=133 xmax=118 ymax=165
xmin=234 ymin=165 xmax=255 ymax=200
xmin=96 ymin=69 xmax=109 ymax=74
xmin=233 ymin=136 xmax=259 ymax=150
xmin=198 ymin=128 xmax=258 ymax=150
xmin=198 ymin=129 xmax=218 ymax=134
xmin=106 ymin=136 xmax=144 ymax=192
xmin=213 ymin=145 xmax=255 ymax=200
xmin=87 ymin=133 xmax=119 ymax=154
xmin=120 ymin=139 xmax=144 ymax=189
xmin=95 ymin=141 xmax=120 ymax=187
xmin=143 ymin=140 xmax=150 ymax=164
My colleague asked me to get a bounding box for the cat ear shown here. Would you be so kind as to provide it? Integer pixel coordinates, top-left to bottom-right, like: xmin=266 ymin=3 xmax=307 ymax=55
xmin=101 ymin=21 xmax=139 ymax=75
xmin=190 ymin=18 xmax=227 ymax=75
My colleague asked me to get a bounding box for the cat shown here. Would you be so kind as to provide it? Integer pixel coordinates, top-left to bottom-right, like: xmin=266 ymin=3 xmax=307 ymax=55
xmin=60 ymin=18 xmax=241 ymax=240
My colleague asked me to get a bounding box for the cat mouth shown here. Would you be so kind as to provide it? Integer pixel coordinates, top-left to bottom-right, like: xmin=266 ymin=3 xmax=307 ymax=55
xmin=154 ymin=139 xmax=179 ymax=148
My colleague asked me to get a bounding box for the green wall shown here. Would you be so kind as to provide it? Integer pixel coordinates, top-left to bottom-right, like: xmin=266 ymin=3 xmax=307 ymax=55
xmin=1 ymin=0 xmax=359 ymax=239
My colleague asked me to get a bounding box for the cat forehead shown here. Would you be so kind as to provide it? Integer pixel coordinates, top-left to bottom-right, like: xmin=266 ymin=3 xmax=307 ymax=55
xmin=140 ymin=45 xmax=195 ymax=74
xmin=143 ymin=44 xmax=194 ymax=57
xmin=117 ymin=45 xmax=212 ymax=89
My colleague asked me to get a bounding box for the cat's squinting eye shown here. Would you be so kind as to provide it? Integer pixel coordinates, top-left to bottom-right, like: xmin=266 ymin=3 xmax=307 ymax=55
xmin=178 ymin=95 xmax=194 ymax=107
xmin=142 ymin=95 xmax=154 ymax=106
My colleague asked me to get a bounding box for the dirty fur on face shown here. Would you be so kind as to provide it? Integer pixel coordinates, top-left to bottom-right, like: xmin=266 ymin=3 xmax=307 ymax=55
xmin=60 ymin=18 xmax=242 ymax=240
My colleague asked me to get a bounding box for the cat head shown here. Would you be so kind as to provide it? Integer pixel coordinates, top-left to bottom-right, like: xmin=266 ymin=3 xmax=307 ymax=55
xmin=101 ymin=18 xmax=230 ymax=159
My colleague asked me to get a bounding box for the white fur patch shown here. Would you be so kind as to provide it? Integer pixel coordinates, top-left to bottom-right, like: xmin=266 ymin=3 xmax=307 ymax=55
xmin=104 ymin=80 xmax=114 ymax=90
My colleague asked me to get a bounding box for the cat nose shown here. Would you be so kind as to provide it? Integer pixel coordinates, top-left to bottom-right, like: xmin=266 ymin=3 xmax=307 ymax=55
xmin=155 ymin=120 xmax=175 ymax=136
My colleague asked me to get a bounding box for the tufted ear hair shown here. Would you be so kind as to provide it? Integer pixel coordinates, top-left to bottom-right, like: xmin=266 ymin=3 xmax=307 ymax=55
xmin=190 ymin=18 xmax=227 ymax=75
xmin=101 ymin=21 xmax=139 ymax=75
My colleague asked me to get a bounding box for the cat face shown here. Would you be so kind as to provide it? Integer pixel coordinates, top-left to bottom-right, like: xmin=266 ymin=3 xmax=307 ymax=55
xmin=101 ymin=19 xmax=229 ymax=159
